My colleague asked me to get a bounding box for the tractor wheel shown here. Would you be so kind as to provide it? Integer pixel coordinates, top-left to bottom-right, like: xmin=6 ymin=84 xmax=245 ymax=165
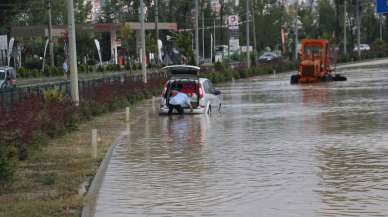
xmin=290 ymin=74 xmax=300 ymax=84
xmin=333 ymin=74 xmax=347 ymax=81
xmin=322 ymin=74 xmax=333 ymax=82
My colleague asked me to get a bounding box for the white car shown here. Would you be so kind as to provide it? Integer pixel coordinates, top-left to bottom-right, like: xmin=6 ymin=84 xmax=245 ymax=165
xmin=159 ymin=65 xmax=222 ymax=115
xmin=353 ymin=44 xmax=370 ymax=52
xmin=0 ymin=67 xmax=17 ymax=89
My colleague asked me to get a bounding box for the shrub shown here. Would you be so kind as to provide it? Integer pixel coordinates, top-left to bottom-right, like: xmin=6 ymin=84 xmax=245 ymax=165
xmin=0 ymin=146 xmax=16 ymax=186
xmin=24 ymin=57 xmax=42 ymax=69
xmin=17 ymin=67 xmax=30 ymax=78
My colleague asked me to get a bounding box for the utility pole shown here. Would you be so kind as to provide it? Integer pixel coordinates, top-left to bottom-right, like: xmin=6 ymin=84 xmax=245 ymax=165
xmin=155 ymin=0 xmax=159 ymax=64
xmin=140 ymin=0 xmax=147 ymax=83
xmin=344 ymin=0 xmax=347 ymax=55
xmin=246 ymin=0 xmax=251 ymax=68
xmin=195 ymin=0 xmax=200 ymax=65
xmin=251 ymin=0 xmax=257 ymax=58
xmin=380 ymin=14 xmax=383 ymax=41
xmin=202 ymin=9 xmax=205 ymax=61
xmin=47 ymin=0 xmax=54 ymax=67
xmin=66 ymin=0 xmax=79 ymax=105
xmin=294 ymin=0 xmax=299 ymax=61
xmin=213 ymin=19 xmax=216 ymax=51
xmin=211 ymin=33 xmax=213 ymax=62
xmin=356 ymin=0 xmax=361 ymax=58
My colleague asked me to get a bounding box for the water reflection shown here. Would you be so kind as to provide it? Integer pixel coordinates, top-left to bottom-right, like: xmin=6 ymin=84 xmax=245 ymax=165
xmin=95 ymin=68 xmax=388 ymax=217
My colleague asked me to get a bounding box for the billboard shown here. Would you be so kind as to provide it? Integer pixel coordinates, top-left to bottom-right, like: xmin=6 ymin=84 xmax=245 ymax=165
xmin=228 ymin=15 xmax=240 ymax=54
xmin=228 ymin=15 xmax=239 ymax=28
xmin=0 ymin=35 xmax=7 ymax=50
xmin=376 ymin=0 xmax=388 ymax=13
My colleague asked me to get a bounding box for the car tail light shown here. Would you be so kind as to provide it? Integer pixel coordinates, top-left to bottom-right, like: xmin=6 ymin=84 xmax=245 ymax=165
xmin=161 ymin=82 xmax=168 ymax=97
xmin=199 ymin=84 xmax=204 ymax=99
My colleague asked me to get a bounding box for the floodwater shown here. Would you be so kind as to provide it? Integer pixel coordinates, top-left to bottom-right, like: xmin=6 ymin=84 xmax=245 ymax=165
xmin=95 ymin=67 xmax=388 ymax=217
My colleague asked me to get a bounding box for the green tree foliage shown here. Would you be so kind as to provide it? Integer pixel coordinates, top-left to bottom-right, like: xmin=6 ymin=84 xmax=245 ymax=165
xmin=0 ymin=0 xmax=91 ymax=33
xmin=175 ymin=32 xmax=194 ymax=64
xmin=317 ymin=0 xmax=336 ymax=41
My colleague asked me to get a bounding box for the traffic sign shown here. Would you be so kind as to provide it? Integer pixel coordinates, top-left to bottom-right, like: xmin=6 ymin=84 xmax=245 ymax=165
xmin=376 ymin=0 xmax=388 ymax=13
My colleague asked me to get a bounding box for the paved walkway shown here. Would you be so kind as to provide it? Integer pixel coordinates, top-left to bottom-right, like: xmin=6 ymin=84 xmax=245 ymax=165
xmin=336 ymin=58 xmax=388 ymax=70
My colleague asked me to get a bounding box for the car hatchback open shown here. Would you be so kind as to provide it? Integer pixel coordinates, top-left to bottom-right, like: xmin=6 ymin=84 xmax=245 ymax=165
xmin=159 ymin=65 xmax=221 ymax=115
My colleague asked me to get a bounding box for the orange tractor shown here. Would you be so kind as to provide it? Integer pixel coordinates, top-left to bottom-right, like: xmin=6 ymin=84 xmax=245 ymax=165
xmin=290 ymin=39 xmax=347 ymax=84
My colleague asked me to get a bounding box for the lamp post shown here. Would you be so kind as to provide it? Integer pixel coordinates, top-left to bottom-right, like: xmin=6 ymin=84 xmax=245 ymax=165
xmin=195 ymin=0 xmax=200 ymax=65
xmin=140 ymin=0 xmax=147 ymax=83
xmin=294 ymin=0 xmax=299 ymax=61
xmin=47 ymin=0 xmax=54 ymax=67
xmin=246 ymin=0 xmax=251 ymax=68
xmin=66 ymin=0 xmax=79 ymax=105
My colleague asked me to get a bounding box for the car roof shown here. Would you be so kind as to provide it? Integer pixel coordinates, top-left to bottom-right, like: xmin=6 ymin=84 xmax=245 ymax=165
xmin=0 ymin=66 xmax=14 ymax=70
xmin=163 ymin=65 xmax=200 ymax=75
xmin=167 ymin=77 xmax=207 ymax=82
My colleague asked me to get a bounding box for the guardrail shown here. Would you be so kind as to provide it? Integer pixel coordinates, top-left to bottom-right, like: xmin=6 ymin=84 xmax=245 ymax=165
xmin=0 ymin=71 xmax=168 ymax=108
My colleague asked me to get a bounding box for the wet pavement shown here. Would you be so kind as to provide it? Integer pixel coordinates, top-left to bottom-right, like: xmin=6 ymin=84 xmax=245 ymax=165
xmin=95 ymin=67 xmax=388 ymax=217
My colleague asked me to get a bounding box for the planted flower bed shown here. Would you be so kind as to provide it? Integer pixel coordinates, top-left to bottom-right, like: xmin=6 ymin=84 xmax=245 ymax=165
xmin=0 ymin=75 xmax=165 ymax=186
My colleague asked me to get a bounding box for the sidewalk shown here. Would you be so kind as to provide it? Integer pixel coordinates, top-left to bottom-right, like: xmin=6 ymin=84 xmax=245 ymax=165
xmin=336 ymin=57 xmax=388 ymax=70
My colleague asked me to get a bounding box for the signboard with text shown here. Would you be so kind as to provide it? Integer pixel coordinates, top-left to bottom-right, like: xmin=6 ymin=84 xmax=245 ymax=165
xmin=0 ymin=35 xmax=7 ymax=50
xmin=376 ymin=0 xmax=388 ymax=13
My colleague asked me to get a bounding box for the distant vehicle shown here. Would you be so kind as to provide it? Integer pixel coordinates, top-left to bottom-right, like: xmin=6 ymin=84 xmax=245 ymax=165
xmin=214 ymin=45 xmax=228 ymax=62
xmin=257 ymin=52 xmax=281 ymax=63
xmin=290 ymin=39 xmax=346 ymax=84
xmin=214 ymin=45 xmax=240 ymax=62
xmin=353 ymin=44 xmax=370 ymax=52
xmin=0 ymin=66 xmax=17 ymax=89
xmin=159 ymin=65 xmax=222 ymax=115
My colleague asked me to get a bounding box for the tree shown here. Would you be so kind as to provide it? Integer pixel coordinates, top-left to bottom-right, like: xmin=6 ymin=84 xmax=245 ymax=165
xmin=317 ymin=0 xmax=336 ymax=41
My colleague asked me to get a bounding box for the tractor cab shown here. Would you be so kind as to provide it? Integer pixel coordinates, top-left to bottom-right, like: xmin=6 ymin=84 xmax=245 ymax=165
xmin=291 ymin=39 xmax=346 ymax=84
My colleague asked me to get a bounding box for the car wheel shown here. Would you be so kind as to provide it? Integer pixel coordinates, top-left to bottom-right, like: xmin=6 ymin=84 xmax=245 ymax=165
xmin=290 ymin=74 xmax=300 ymax=84
xmin=333 ymin=74 xmax=347 ymax=81
xmin=207 ymin=105 xmax=212 ymax=116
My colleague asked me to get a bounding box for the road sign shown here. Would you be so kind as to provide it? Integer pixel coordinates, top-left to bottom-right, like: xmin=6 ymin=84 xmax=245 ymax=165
xmin=376 ymin=0 xmax=388 ymax=13
xmin=228 ymin=15 xmax=239 ymax=28
xmin=0 ymin=35 xmax=7 ymax=50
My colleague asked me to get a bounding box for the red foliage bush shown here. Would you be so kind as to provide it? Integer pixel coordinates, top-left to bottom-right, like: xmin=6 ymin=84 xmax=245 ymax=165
xmin=0 ymin=74 xmax=166 ymax=184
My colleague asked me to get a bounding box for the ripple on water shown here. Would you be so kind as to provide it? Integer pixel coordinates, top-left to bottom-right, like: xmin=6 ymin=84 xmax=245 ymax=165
xmin=95 ymin=67 xmax=388 ymax=217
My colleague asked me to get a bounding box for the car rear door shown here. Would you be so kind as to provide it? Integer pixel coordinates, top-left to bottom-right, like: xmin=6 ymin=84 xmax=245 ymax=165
xmin=203 ymin=79 xmax=220 ymax=110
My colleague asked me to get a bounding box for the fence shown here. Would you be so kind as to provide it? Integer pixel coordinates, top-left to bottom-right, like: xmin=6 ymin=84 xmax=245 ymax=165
xmin=0 ymin=71 xmax=168 ymax=108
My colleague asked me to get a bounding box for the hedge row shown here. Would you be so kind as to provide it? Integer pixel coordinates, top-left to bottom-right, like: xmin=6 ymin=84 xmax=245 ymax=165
xmin=0 ymin=76 xmax=164 ymax=187
xmin=203 ymin=61 xmax=296 ymax=84
xmin=17 ymin=64 xmax=126 ymax=79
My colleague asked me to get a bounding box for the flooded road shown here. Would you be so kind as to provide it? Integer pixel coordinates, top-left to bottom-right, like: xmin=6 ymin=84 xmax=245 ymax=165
xmin=95 ymin=67 xmax=388 ymax=217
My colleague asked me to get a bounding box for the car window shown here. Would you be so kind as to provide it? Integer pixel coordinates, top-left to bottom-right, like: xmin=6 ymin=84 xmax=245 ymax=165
xmin=0 ymin=71 xmax=5 ymax=80
xmin=203 ymin=81 xmax=211 ymax=93
xmin=208 ymin=81 xmax=216 ymax=93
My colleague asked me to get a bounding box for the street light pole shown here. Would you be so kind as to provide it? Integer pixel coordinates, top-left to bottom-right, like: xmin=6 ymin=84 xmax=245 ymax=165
xmin=356 ymin=0 xmax=361 ymax=58
xmin=344 ymin=0 xmax=347 ymax=55
xmin=246 ymin=0 xmax=251 ymax=68
xmin=47 ymin=0 xmax=54 ymax=67
xmin=195 ymin=0 xmax=200 ymax=66
xmin=202 ymin=9 xmax=205 ymax=61
xmin=294 ymin=0 xmax=299 ymax=61
xmin=140 ymin=0 xmax=147 ymax=83
xmin=66 ymin=0 xmax=79 ymax=105
xmin=251 ymin=0 xmax=257 ymax=58
xmin=155 ymin=0 xmax=160 ymax=64
xmin=380 ymin=14 xmax=383 ymax=41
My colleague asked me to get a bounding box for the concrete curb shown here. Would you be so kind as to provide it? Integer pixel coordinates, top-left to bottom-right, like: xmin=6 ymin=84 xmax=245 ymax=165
xmin=81 ymin=134 xmax=125 ymax=217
